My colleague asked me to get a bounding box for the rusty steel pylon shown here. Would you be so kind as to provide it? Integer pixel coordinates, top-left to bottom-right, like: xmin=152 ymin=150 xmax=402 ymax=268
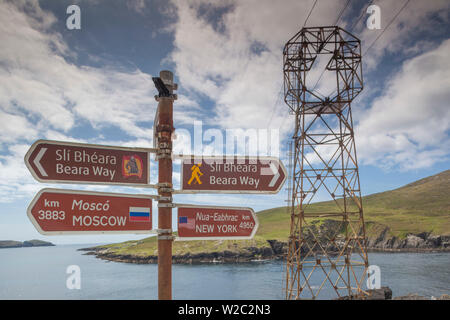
xmin=283 ymin=26 xmax=369 ymax=299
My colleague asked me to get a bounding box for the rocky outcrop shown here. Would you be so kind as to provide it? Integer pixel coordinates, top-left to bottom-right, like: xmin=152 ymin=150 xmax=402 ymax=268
xmin=267 ymin=240 xmax=288 ymax=255
xmin=367 ymin=227 xmax=450 ymax=252
xmin=269 ymin=223 xmax=450 ymax=255
xmin=337 ymin=287 xmax=450 ymax=300
xmin=84 ymin=245 xmax=277 ymax=264
xmin=0 ymin=239 xmax=54 ymax=249
xmin=22 ymin=240 xmax=55 ymax=247
xmin=0 ymin=240 xmax=23 ymax=248
xmin=337 ymin=287 xmax=393 ymax=300
xmin=393 ymin=293 xmax=450 ymax=300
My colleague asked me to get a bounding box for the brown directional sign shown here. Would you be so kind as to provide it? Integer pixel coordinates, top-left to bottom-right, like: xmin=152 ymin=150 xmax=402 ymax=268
xmin=25 ymin=140 xmax=151 ymax=186
xmin=177 ymin=205 xmax=258 ymax=240
xmin=180 ymin=156 xmax=286 ymax=193
xmin=27 ymin=188 xmax=154 ymax=235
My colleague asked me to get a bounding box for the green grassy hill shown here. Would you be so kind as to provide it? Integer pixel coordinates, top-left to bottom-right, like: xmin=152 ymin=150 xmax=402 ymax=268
xmin=92 ymin=170 xmax=449 ymax=256
xmin=257 ymin=169 xmax=450 ymax=239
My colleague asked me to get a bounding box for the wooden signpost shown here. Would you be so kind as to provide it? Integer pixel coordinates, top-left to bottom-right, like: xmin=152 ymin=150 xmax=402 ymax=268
xmin=24 ymin=70 xmax=286 ymax=300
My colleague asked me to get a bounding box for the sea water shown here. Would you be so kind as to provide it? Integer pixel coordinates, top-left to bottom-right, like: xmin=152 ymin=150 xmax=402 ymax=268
xmin=0 ymin=245 xmax=448 ymax=299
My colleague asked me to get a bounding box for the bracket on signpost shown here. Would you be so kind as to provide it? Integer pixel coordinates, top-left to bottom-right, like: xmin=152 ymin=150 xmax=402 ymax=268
xmin=158 ymin=202 xmax=176 ymax=208
xmin=157 ymin=228 xmax=175 ymax=240
xmin=157 ymin=195 xmax=172 ymax=202
xmin=156 ymin=228 xmax=172 ymax=234
xmin=158 ymin=182 xmax=174 ymax=194
xmin=158 ymin=235 xmax=176 ymax=240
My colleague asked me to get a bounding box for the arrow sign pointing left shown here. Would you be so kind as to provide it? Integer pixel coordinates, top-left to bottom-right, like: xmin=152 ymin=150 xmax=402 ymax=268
xmin=33 ymin=147 xmax=48 ymax=177
xmin=25 ymin=139 xmax=152 ymax=186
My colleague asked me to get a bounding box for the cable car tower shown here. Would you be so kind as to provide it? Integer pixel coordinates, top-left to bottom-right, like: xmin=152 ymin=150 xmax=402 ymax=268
xmin=283 ymin=26 xmax=369 ymax=299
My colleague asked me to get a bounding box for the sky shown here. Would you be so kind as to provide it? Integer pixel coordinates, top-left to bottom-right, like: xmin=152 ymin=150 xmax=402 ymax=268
xmin=0 ymin=0 xmax=449 ymax=244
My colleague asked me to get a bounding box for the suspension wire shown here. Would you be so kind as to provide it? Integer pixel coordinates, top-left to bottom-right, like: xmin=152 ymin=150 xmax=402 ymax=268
xmin=334 ymin=0 xmax=352 ymax=26
xmin=325 ymin=0 xmax=411 ymax=99
xmin=310 ymin=0 xmax=352 ymax=96
xmin=349 ymin=0 xmax=376 ymax=33
xmin=362 ymin=0 xmax=411 ymax=56
xmin=270 ymin=0 xmax=320 ymax=129
xmin=273 ymin=0 xmax=321 ymax=130
xmin=304 ymin=0 xmax=319 ymax=27
xmin=266 ymin=85 xmax=284 ymax=128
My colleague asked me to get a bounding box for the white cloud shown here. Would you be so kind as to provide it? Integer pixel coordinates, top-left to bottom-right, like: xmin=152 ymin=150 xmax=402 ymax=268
xmin=168 ymin=0 xmax=345 ymax=134
xmin=0 ymin=0 xmax=449 ymax=205
xmin=167 ymin=0 xmax=450 ymax=172
xmin=0 ymin=1 xmax=174 ymax=202
xmin=356 ymin=0 xmax=450 ymax=69
xmin=0 ymin=110 xmax=38 ymax=142
xmin=0 ymin=0 xmax=160 ymax=141
xmin=356 ymin=39 xmax=450 ymax=170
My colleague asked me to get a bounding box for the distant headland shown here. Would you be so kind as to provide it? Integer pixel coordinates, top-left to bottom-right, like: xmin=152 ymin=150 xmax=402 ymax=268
xmin=0 ymin=239 xmax=55 ymax=249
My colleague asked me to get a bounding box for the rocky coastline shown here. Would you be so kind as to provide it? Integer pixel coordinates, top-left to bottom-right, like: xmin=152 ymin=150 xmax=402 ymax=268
xmin=79 ymin=243 xmax=278 ymax=264
xmin=366 ymin=227 xmax=450 ymax=252
xmin=80 ymin=229 xmax=450 ymax=265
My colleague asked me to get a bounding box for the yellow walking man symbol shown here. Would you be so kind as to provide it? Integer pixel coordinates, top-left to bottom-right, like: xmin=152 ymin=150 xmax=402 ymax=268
xmin=188 ymin=163 xmax=203 ymax=185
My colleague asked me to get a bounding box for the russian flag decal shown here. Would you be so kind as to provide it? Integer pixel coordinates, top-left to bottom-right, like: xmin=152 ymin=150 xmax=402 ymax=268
xmin=129 ymin=207 xmax=150 ymax=222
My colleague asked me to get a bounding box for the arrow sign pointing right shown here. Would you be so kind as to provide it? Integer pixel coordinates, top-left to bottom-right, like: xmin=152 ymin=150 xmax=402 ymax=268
xmin=180 ymin=156 xmax=287 ymax=194
xmin=177 ymin=205 xmax=258 ymax=240
xmin=267 ymin=161 xmax=280 ymax=188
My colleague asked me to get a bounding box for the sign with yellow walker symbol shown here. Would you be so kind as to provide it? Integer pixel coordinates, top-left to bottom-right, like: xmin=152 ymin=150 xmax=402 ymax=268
xmin=187 ymin=163 xmax=203 ymax=185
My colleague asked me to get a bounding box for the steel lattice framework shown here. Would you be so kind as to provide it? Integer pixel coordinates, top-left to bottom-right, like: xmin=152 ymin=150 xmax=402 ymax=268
xmin=283 ymin=26 xmax=369 ymax=299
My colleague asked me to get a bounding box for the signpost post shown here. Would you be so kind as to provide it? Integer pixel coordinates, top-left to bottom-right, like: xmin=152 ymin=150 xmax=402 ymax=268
xmin=177 ymin=205 xmax=258 ymax=240
xmin=153 ymin=70 xmax=176 ymax=300
xmin=179 ymin=156 xmax=287 ymax=194
xmin=24 ymin=140 xmax=155 ymax=187
xmin=27 ymin=188 xmax=155 ymax=235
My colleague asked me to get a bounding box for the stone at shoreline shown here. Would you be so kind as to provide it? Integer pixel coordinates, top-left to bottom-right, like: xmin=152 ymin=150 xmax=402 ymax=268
xmin=336 ymin=287 xmax=393 ymax=300
xmin=337 ymin=288 xmax=450 ymax=300
xmin=393 ymin=293 xmax=429 ymax=300
xmin=393 ymin=293 xmax=450 ymax=300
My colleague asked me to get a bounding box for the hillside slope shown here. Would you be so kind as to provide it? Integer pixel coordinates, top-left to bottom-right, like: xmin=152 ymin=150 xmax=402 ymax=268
xmin=258 ymin=170 xmax=450 ymax=239
xmin=84 ymin=170 xmax=450 ymax=260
